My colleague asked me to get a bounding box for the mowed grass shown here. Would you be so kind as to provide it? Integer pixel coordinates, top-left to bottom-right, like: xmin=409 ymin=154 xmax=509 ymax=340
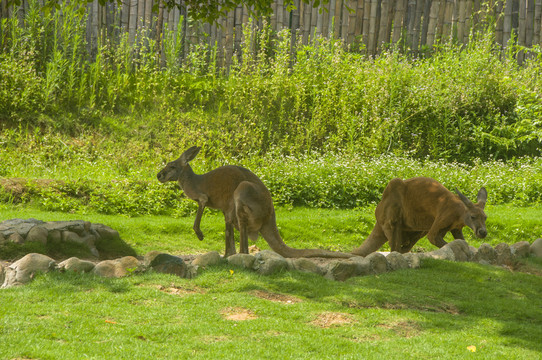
xmin=1 ymin=205 xmax=541 ymax=359
xmin=1 ymin=204 xmax=540 ymax=256
xmin=1 ymin=258 xmax=541 ymax=359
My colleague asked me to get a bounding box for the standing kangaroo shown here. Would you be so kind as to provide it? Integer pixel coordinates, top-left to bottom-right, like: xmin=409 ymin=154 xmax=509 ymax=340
xmin=352 ymin=177 xmax=488 ymax=256
xmin=157 ymin=146 xmax=352 ymax=258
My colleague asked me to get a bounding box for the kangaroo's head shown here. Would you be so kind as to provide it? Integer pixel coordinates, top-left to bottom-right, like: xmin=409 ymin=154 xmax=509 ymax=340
xmin=455 ymin=187 xmax=488 ymax=239
xmin=157 ymin=146 xmax=201 ymax=183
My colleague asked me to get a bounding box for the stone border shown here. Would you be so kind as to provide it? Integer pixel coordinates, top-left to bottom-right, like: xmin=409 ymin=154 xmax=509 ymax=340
xmin=2 ymin=238 xmax=541 ymax=288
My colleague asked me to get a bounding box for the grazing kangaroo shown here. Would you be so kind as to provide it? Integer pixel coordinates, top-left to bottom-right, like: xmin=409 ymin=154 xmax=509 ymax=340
xmin=352 ymin=177 xmax=487 ymax=256
xmin=157 ymin=146 xmax=353 ymax=258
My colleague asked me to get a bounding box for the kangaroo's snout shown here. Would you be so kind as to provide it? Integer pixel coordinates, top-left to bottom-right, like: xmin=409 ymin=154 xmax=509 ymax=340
xmin=477 ymin=228 xmax=487 ymax=238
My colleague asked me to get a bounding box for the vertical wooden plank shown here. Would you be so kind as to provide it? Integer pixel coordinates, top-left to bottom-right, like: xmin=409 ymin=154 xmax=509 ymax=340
xmin=322 ymin=0 xmax=331 ymax=36
xmin=347 ymin=0 xmax=358 ymax=44
xmin=277 ymin=0 xmax=284 ymax=29
xmin=311 ymin=1 xmax=318 ymax=38
xmin=436 ymin=0 xmax=446 ymax=41
xmin=316 ymin=0 xmax=324 ymax=36
xmin=426 ymin=0 xmax=440 ymax=48
xmin=235 ymin=5 xmax=243 ymax=60
xmin=409 ymin=0 xmax=421 ymax=52
xmin=517 ymin=0 xmax=526 ymax=62
xmin=121 ymin=0 xmax=130 ymax=31
xmin=457 ymin=0 xmax=466 ymax=44
xmin=526 ymin=0 xmax=535 ymax=46
xmin=368 ymin=0 xmax=379 ymax=55
xmin=420 ymin=0 xmax=432 ymax=47
xmin=137 ymin=0 xmax=144 ymax=33
xmin=342 ymin=0 xmax=352 ymax=41
xmin=503 ymin=0 xmax=513 ymax=46
xmin=145 ymin=0 xmax=152 ymax=29
xmin=355 ymin=0 xmax=365 ymax=40
xmin=129 ymin=0 xmax=138 ymax=45
xmin=534 ymin=0 xmax=542 ymax=45
xmin=377 ymin=0 xmax=389 ymax=50
xmin=225 ymin=9 xmax=235 ymax=69
xmin=291 ymin=0 xmax=300 ymax=49
xmin=392 ymin=0 xmax=405 ymax=44
xmin=363 ymin=0 xmax=374 ymax=53
xmin=441 ymin=0 xmax=454 ymax=42
xmin=302 ymin=0 xmax=311 ymax=43
xmin=464 ymin=0 xmax=473 ymax=44
xmin=334 ymin=0 xmax=343 ymax=38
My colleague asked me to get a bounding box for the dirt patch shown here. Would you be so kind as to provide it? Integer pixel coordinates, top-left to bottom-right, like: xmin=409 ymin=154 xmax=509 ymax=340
xmin=251 ymin=290 xmax=303 ymax=304
xmin=382 ymin=301 xmax=460 ymax=315
xmin=200 ymin=335 xmax=230 ymax=343
xmin=221 ymin=307 xmax=258 ymax=321
xmin=377 ymin=320 xmax=421 ymax=338
xmin=311 ymin=312 xmax=354 ymax=328
xmin=154 ymin=284 xmax=206 ymax=296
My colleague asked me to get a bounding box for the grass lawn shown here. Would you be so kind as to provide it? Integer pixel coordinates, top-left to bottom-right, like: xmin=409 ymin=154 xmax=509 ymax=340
xmin=1 ymin=204 xmax=541 ymax=359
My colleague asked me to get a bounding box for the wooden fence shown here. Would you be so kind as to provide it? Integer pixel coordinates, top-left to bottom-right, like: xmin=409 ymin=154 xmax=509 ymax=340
xmin=1 ymin=0 xmax=541 ymax=64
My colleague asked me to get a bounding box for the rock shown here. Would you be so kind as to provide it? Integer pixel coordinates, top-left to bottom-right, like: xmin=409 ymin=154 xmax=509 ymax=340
xmin=26 ymin=226 xmax=48 ymax=244
xmin=192 ymin=251 xmax=222 ymax=267
xmin=0 ymin=232 xmax=6 ymax=245
xmin=0 ymin=263 xmax=5 ymax=285
xmin=495 ymin=243 xmax=515 ymax=266
xmin=47 ymin=229 xmax=62 ymax=244
xmin=2 ymin=253 xmax=57 ymax=288
xmin=444 ymin=239 xmax=473 ymax=262
xmin=402 ymin=253 xmax=422 ymax=269
xmin=143 ymin=251 xmax=165 ymax=266
xmin=324 ymin=260 xmax=357 ymax=281
xmin=9 ymin=232 xmax=25 ymax=244
xmin=366 ymin=252 xmax=388 ymax=274
xmin=386 ymin=252 xmax=409 ymax=270
xmin=510 ymin=241 xmax=531 ymax=258
xmin=93 ymin=256 xmax=141 ymax=278
xmin=227 ymin=253 xmax=256 ymax=269
xmin=531 ymin=238 xmax=542 ymax=258
xmin=0 ymin=218 xmax=44 ymax=238
xmin=58 ymin=257 xmax=96 ymax=273
xmin=427 ymin=245 xmax=455 ymax=261
xmin=350 ymin=256 xmax=372 ymax=276
xmin=291 ymin=257 xmax=323 ymax=275
xmin=253 ymin=250 xmax=288 ymax=275
xmin=149 ymin=253 xmax=188 ymax=278
xmin=474 ymin=243 xmax=497 ymax=264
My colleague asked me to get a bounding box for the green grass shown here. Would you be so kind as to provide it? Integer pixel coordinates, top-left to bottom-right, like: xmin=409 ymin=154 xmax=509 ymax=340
xmin=1 ymin=258 xmax=541 ymax=359
xmin=1 ymin=204 xmax=541 ymax=257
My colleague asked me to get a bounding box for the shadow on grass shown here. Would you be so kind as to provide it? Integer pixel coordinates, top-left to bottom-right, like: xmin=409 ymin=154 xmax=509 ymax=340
xmin=239 ymin=259 xmax=542 ymax=353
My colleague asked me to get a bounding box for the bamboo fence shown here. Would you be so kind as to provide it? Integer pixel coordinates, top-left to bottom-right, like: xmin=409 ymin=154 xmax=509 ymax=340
xmin=1 ymin=0 xmax=541 ymax=63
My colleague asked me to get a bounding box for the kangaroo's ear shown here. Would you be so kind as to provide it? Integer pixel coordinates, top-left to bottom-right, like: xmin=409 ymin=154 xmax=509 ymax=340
xmin=455 ymin=188 xmax=473 ymax=207
xmin=177 ymin=146 xmax=201 ymax=166
xmin=476 ymin=187 xmax=487 ymax=209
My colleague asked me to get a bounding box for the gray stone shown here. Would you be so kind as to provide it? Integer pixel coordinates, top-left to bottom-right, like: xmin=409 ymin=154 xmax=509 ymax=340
xmin=43 ymin=220 xmax=87 ymax=235
xmin=350 ymin=256 xmax=372 ymax=276
xmin=531 ymin=238 xmax=542 ymax=258
xmin=474 ymin=243 xmax=497 ymax=264
xmin=366 ymin=252 xmax=388 ymax=274
xmin=26 ymin=226 xmax=48 ymax=244
xmin=324 ymin=260 xmax=357 ymax=281
xmin=402 ymin=253 xmax=422 ymax=269
xmin=58 ymin=257 xmax=96 ymax=273
xmin=386 ymin=252 xmax=409 ymax=270
xmin=0 ymin=218 xmax=44 ymax=238
xmin=192 ymin=251 xmax=222 ymax=267
xmin=227 ymin=253 xmax=256 ymax=269
xmin=495 ymin=243 xmax=515 ymax=266
xmin=428 ymin=245 xmax=456 ymax=261
xmin=143 ymin=251 xmax=165 ymax=266
xmin=93 ymin=256 xmax=141 ymax=278
xmin=0 ymin=263 xmax=5 ymax=286
xmin=2 ymin=253 xmax=57 ymax=288
xmin=91 ymin=224 xmax=120 ymax=241
xmin=510 ymin=241 xmax=531 ymax=258
xmin=444 ymin=239 xmax=473 ymax=262
xmin=47 ymin=229 xmax=62 ymax=244
xmin=150 ymin=253 xmax=188 ymax=278
xmin=9 ymin=232 xmax=25 ymax=244
xmin=291 ymin=257 xmax=323 ymax=275
xmin=253 ymin=251 xmax=288 ymax=275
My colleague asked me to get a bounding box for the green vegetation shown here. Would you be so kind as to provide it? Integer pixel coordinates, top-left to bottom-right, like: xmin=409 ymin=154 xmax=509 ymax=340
xmin=1 ymin=257 xmax=541 ymax=359
xmin=1 ymin=4 xmax=542 ymax=358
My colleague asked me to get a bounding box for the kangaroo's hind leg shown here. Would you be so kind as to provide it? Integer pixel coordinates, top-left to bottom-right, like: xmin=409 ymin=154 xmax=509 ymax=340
xmin=234 ymin=181 xmax=265 ymax=254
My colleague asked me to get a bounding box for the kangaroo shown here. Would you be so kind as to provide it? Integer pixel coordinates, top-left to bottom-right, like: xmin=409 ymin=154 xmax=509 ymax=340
xmin=157 ymin=146 xmax=353 ymax=258
xmin=352 ymin=177 xmax=487 ymax=256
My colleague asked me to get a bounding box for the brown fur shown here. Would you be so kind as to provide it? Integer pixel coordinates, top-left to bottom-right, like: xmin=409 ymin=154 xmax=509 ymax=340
xmin=352 ymin=177 xmax=488 ymax=256
xmin=157 ymin=146 xmax=353 ymax=258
